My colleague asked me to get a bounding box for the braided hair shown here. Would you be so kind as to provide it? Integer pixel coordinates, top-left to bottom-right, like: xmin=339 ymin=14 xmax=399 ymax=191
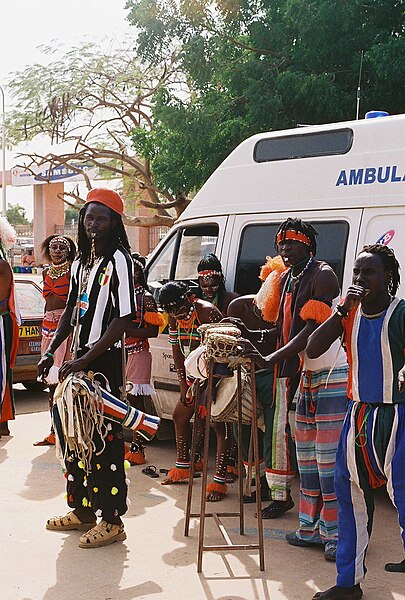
xmin=158 ymin=281 xmax=190 ymax=309
xmin=274 ymin=218 xmax=318 ymax=255
xmin=77 ymin=203 xmax=130 ymax=264
xmin=361 ymin=244 xmax=401 ymax=296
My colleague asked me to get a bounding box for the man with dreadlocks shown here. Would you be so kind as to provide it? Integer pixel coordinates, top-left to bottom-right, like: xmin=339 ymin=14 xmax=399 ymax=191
xmin=243 ymin=218 xmax=348 ymax=538
xmin=38 ymin=188 xmax=135 ymax=549
xmin=307 ymin=245 xmax=405 ymax=600
xmin=0 ymin=217 xmax=19 ymax=438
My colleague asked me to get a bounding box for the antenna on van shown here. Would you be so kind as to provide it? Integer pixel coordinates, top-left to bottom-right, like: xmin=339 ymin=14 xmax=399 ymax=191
xmin=356 ymin=50 xmax=364 ymax=120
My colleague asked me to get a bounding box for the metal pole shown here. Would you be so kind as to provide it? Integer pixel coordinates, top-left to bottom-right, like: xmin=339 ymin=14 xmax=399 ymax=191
xmin=0 ymin=85 xmax=6 ymax=216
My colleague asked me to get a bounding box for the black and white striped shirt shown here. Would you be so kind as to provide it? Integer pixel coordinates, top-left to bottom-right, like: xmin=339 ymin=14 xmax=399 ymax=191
xmin=67 ymin=248 xmax=135 ymax=352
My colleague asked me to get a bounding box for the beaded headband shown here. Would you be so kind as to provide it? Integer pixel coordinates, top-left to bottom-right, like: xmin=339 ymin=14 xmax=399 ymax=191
xmin=276 ymin=230 xmax=311 ymax=247
xmin=198 ymin=270 xmax=222 ymax=277
xmin=50 ymin=236 xmax=70 ymax=249
xmin=161 ymin=293 xmax=187 ymax=308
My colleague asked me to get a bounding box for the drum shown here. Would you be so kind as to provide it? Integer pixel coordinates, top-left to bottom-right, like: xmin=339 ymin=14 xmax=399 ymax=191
xmin=200 ymin=324 xmax=243 ymax=365
xmin=211 ymin=368 xmax=262 ymax=424
xmin=53 ymin=371 xmax=161 ymax=471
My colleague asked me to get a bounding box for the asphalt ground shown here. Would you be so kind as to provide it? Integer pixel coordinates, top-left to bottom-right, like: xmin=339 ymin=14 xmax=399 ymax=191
xmin=1 ymin=387 xmax=404 ymax=600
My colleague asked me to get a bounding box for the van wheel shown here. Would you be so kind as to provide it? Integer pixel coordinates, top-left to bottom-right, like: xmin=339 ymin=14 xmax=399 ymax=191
xmin=22 ymin=381 xmax=47 ymax=392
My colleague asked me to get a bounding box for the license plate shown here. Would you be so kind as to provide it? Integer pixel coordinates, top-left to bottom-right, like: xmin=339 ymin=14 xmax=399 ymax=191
xmin=19 ymin=325 xmax=41 ymax=338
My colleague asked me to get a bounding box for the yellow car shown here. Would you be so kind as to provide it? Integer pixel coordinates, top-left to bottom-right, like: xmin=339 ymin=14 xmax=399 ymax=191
xmin=13 ymin=278 xmax=45 ymax=391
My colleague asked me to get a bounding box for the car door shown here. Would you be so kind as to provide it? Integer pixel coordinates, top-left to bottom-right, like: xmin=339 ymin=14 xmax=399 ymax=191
xmin=146 ymin=217 xmax=228 ymax=420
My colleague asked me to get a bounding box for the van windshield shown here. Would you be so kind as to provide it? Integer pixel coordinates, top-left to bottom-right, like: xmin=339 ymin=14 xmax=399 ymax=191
xmin=147 ymin=224 xmax=220 ymax=288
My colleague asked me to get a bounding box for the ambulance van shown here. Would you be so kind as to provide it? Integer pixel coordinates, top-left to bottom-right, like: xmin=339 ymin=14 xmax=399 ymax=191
xmin=145 ymin=113 xmax=405 ymax=421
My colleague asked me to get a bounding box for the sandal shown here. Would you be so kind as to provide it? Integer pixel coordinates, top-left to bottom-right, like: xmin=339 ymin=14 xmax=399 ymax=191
xmin=78 ymin=520 xmax=126 ymax=548
xmin=34 ymin=433 xmax=56 ymax=446
xmin=46 ymin=510 xmax=96 ymax=532
xmin=206 ymin=481 xmax=227 ymax=502
xmin=125 ymin=442 xmax=146 ymax=465
xmin=142 ymin=465 xmax=159 ymax=478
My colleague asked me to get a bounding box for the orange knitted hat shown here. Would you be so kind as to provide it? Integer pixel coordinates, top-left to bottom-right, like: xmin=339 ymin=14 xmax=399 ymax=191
xmin=86 ymin=188 xmax=124 ymax=216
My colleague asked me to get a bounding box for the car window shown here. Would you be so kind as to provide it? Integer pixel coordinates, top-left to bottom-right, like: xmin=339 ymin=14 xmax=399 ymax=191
xmin=235 ymin=221 xmax=349 ymax=295
xmin=174 ymin=225 xmax=219 ymax=280
xmin=14 ymin=280 xmax=45 ymax=318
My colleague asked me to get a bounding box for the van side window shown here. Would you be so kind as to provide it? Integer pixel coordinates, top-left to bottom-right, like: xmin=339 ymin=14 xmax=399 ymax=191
xmin=175 ymin=225 xmax=219 ymax=279
xmin=235 ymin=221 xmax=349 ymax=295
xmin=254 ymin=129 xmax=353 ymax=162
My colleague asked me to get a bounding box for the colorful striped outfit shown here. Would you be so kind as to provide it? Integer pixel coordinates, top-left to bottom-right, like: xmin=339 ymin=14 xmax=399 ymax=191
xmin=294 ymin=364 xmax=348 ymax=547
xmin=271 ymin=261 xmax=342 ymax=503
xmin=334 ymin=298 xmax=405 ymax=586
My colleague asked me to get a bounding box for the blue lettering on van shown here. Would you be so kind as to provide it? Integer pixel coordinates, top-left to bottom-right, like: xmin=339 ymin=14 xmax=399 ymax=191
xmin=336 ymin=165 xmax=405 ymax=186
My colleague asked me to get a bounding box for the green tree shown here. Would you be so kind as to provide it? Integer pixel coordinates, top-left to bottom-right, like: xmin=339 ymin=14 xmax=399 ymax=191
xmin=126 ymin=0 xmax=404 ymax=191
xmin=6 ymin=203 xmax=29 ymax=225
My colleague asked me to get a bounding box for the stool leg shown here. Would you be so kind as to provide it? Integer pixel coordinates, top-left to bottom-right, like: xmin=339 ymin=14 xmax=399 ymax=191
xmin=250 ymin=360 xmax=265 ymax=571
xmin=197 ymin=360 xmax=215 ymax=573
xmin=237 ymin=365 xmax=245 ymax=535
xmin=184 ymin=382 xmax=200 ymax=537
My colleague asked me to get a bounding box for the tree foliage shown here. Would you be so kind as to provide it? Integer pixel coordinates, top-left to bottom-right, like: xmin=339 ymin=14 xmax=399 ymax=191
xmin=7 ymin=40 xmax=186 ymax=227
xmin=6 ymin=203 xmax=30 ymax=225
xmin=126 ymin=0 xmax=404 ymax=191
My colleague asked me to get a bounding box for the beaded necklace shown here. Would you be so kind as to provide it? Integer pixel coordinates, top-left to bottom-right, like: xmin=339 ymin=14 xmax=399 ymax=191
xmin=286 ymin=256 xmax=313 ymax=292
xmin=134 ymin=284 xmax=145 ymax=329
xmin=48 ymin=260 xmax=70 ymax=280
xmin=360 ymin=298 xmax=391 ymax=319
xmin=177 ymin=302 xmax=198 ymax=357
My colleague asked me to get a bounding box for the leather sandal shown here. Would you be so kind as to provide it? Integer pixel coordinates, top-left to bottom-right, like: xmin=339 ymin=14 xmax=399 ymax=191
xmin=34 ymin=433 xmax=56 ymax=446
xmin=78 ymin=520 xmax=127 ymax=548
xmin=46 ymin=510 xmax=96 ymax=532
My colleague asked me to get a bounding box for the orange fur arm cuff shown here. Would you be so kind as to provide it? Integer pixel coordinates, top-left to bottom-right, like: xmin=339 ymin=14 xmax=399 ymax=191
xmin=300 ymin=299 xmax=332 ymax=324
xmin=144 ymin=311 xmax=165 ymax=326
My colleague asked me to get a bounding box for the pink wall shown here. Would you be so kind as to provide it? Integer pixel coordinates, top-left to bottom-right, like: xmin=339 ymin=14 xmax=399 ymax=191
xmin=33 ymin=183 xmax=65 ymax=263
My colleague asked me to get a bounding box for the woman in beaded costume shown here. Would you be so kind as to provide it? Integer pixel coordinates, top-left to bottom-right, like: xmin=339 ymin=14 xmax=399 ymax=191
xmin=124 ymin=253 xmax=164 ymax=465
xmin=34 ymin=235 xmax=76 ymax=446
xmin=197 ymin=253 xmax=238 ymax=317
xmin=159 ymin=281 xmax=233 ymax=502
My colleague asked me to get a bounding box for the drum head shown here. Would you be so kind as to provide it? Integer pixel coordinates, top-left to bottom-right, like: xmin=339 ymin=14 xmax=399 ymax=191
xmin=211 ymin=371 xmax=238 ymax=418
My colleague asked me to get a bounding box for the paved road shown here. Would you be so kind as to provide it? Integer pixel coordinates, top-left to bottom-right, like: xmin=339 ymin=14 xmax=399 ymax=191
xmin=1 ymin=389 xmax=404 ymax=600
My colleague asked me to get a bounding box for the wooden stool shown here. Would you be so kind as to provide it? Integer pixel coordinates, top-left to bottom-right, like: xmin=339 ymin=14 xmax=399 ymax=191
xmin=184 ymin=359 xmax=265 ymax=573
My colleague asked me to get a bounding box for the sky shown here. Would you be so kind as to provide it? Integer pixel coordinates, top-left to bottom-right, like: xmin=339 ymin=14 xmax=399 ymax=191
xmin=1 ymin=0 xmax=134 ymax=218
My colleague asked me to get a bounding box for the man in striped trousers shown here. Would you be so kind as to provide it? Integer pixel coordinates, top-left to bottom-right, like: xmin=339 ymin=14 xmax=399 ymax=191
xmin=307 ymin=244 xmax=405 ymax=600
xmin=243 ymin=218 xmax=348 ymax=535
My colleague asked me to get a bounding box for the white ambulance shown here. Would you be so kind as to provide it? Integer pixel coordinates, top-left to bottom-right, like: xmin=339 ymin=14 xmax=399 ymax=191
xmin=145 ymin=113 xmax=405 ymax=422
